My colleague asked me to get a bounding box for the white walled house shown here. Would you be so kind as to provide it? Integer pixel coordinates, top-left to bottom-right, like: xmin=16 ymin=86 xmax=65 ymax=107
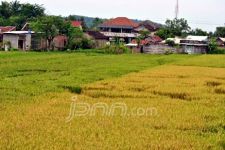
xmin=3 ymin=31 xmax=34 ymax=51
xmin=180 ymin=36 xmax=209 ymax=54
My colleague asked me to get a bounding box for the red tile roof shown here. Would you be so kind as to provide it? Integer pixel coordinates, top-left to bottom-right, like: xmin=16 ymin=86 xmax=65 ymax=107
xmin=0 ymin=26 xmax=16 ymax=33
xmin=71 ymin=21 xmax=82 ymax=28
xmin=100 ymin=17 xmax=139 ymax=28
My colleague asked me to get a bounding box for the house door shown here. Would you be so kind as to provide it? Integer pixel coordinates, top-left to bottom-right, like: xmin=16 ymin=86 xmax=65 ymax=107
xmin=18 ymin=40 xmax=24 ymax=50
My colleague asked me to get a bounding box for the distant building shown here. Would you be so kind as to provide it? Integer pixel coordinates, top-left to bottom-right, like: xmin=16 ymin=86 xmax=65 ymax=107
xmin=216 ymin=37 xmax=225 ymax=47
xmin=180 ymin=36 xmax=209 ymax=54
xmin=85 ymin=31 xmax=108 ymax=48
xmin=99 ymin=17 xmax=139 ymax=43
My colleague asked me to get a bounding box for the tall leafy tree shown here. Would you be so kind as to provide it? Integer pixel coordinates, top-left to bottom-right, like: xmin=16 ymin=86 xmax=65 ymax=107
xmin=165 ymin=18 xmax=190 ymax=37
xmin=156 ymin=18 xmax=190 ymax=39
xmin=215 ymin=27 xmax=225 ymax=37
xmin=31 ymin=16 xmax=64 ymax=50
xmin=189 ymin=28 xmax=208 ymax=36
xmin=91 ymin=17 xmax=103 ymax=30
xmin=0 ymin=1 xmax=45 ymax=29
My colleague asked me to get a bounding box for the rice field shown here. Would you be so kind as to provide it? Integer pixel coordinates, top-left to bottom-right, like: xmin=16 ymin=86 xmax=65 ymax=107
xmin=0 ymin=52 xmax=225 ymax=149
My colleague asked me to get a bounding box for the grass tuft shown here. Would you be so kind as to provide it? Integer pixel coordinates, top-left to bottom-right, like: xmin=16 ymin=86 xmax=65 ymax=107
xmin=152 ymin=91 xmax=190 ymax=101
xmin=61 ymin=86 xmax=82 ymax=94
xmin=214 ymin=88 xmax=225 ymax=94
xmin=206 ymin=81 xmax=222 ymax=87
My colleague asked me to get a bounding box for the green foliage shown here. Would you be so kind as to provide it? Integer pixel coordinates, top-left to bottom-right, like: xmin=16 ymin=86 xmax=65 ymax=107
xmin=189 ymin=28 xmax=208 ymax=36
xmin=156 ymin=18 xmax=190 ymax=39
xmin=31 ymin=16 xmax=65 ymax=50
xmin=91 ymin=17 xmax=104 ymax=30
xmin=165 ymin=39 xmax=176 ymax=47
xmin=155 ymin=28 xmax=174 ymax=40
xmin=208 ymin=38 xmax=218 ymax=53
xmin=165 ymin=18 xmax=190 ymax=37
xmin=103 ymin=44 xmax=131 ymax=54
xmin=69 ymin=37 xmax=94 ymax=50
xmin=215 ymin=27 xmax=225 ymax=37
xmin=139 ymin=30 xmax=150 ymax=39
xmin=0 ymin=1 xmax=45 ymax=29
xmin=61 ymin=85 xmax=82 ymax=94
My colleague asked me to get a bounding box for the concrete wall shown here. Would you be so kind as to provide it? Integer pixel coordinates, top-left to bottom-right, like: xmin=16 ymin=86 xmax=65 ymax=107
xmin=3 ymin=34 xmax=19 ymax=49
xmin=144 ymin=45 xmax=178 ymax=54
xmin=182 ymin=45 xmax=207 ymax=54
xmin=3 ymin=34 xmax=32 ymax=50
xmin=25 ymin=34 xmax=31 ymax=50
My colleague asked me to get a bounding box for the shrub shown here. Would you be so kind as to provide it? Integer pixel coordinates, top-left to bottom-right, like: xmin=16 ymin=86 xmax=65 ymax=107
xmin=208 ymin=38 xmax=218 ymax=53
xmin=208 ymin=49 xmax=225 ymax=54
xmin=166 ymin=39 xmax=176 ymax=47
xmin=61 ymin=86 xmax=82 ymax=94
xmin=102 ymin=44 xmax=131 ymax=54
xmin=69 ymin=37 xmax=95 ymax=50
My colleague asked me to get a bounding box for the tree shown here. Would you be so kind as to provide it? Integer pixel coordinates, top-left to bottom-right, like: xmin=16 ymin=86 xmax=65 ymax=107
xmin=79 ymin=17 xmax=87 ymax=31
xmin=189 ymin=28 xmax=208 ymax=36
xmin=0 ymin=1 xmax=45 ymax=29
xmin=155 ymin=28 xmax=173 ymax=40
xmin=215 ymin=27 xmax=225 ymax=37
xmin=31 ymin=16 xmax=64 ymax=50
xmin=139 ymin=30 xmax=150 ymax=39
xmin=156 ymin=18 xmax=190 ymax=39
xmin=165 ymin=18 xmax=190 ymax=37
xmin=91 ymin=17 xmax=103 ymax=30
xmin=208 ymin=38 xmax=218 ymax=53
xmin=65 ymin=25 xmax=83 ymax=49
xmin=0 ymin=1 xmax=12 ymax=19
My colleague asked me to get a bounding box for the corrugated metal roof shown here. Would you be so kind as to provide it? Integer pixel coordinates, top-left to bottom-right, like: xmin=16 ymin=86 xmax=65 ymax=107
xmin=186 ymin=36 xmax=208 ymax=41
xmin=3 ymin=31 xmax=35 ymax=34
xmin=219 ymin=37 xmax=225 ymax=42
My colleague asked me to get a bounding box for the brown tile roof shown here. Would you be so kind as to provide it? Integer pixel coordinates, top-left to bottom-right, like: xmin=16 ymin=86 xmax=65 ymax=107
xmin=86 ymin=31 xmax=108 ymax=40
xmin=99 ymin=17 xmax=138 ymax=28
xmin=0 ymin=26 xmax=16 ymax=33
xmin=137 ymin=21 xmax=162 ymax=32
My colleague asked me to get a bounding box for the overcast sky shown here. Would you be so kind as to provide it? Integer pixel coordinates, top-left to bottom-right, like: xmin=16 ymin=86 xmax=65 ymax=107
xmin=3 ymin=0 xmax=225 ymax=31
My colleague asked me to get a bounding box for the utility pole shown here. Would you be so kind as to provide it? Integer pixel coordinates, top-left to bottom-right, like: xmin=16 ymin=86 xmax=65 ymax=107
xmin=175 ymin=0 xmax=179 ymax=19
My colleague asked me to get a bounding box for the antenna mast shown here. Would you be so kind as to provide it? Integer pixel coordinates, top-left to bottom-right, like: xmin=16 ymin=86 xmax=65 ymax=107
xmin=175 ymin=0 xmax=179 ymax=19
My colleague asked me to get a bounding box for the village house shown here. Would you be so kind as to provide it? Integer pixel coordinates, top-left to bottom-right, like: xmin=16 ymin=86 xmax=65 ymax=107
xmin=3 ymin=31 xmax=35 ymax=51
xmin=216 ymin=37 xmax=225 ymax=47
xmin=180 ymin=36 xmax=209 ymax=54
xmin=85 ymin=31 xmax=108 ymax=48
xmin=99 ymin=17 xmax=139 ymax=43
